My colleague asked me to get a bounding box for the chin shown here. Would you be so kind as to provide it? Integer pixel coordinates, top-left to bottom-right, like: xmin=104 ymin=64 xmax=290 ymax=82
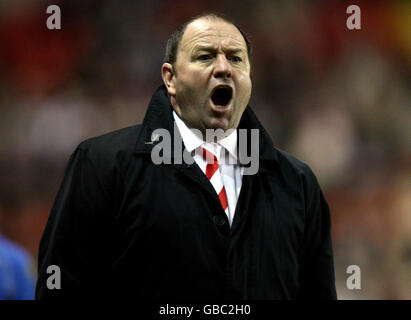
xmin=206 ymin=117 xmax=231 ymax=132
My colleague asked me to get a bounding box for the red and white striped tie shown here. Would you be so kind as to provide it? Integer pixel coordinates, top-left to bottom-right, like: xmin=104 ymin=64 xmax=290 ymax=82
xmin=201 ymin=147 xmax=228 ymax=213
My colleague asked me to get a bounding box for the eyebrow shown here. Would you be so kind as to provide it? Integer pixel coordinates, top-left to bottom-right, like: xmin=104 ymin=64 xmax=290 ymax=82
xmin=193 ymin=45 xmax=245 ymax=54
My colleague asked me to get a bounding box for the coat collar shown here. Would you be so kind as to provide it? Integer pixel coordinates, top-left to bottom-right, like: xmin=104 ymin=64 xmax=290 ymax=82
xmin=134 ymin=85 xmax=279 ymax=164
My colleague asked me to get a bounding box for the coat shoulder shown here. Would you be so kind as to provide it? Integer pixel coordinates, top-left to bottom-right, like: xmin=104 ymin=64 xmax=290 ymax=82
xmin=75 ymin=124 xmax=142 ymax=167
xmin=274 ymin=147 xmax=318 ymax=185
xmin=78 ymin=124 xmax=141 ymax=153
xmin=79 ymin=124 xmax=141 ymax=151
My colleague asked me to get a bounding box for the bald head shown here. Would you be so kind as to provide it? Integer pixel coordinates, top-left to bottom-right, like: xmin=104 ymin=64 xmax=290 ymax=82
xmin=163 ymin=13 xmax=252 ymax=72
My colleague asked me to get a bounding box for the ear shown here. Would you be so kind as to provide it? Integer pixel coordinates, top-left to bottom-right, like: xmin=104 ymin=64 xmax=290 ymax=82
xmin=161 ymin=63 xmax=176 ymax=97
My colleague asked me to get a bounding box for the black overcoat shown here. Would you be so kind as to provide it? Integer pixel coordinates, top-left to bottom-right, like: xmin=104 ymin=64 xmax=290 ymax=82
xmin=36 ymin=85 xmax=337 ymax=300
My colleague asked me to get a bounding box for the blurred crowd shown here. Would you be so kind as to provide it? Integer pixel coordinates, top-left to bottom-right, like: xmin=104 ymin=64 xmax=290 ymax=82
xmin=0 ymin=0 xmax=409 ymax=299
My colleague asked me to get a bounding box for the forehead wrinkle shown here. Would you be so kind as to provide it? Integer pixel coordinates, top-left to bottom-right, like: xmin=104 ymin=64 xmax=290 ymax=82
xmin=181 ymin=21 xmax=246 ymax=54
xmin=186 ymin=36 xmax=246 ymax=55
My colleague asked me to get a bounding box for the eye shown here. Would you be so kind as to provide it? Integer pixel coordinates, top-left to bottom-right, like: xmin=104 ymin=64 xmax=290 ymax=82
xmin=228 ymin=55 xmax=242 ymax=62
xmin=198 ymin=54 xmax=213 ymax=61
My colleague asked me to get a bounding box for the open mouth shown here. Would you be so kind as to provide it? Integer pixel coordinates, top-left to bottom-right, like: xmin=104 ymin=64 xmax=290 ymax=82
xmin=211 ymin=86 xmax=233 ymax=107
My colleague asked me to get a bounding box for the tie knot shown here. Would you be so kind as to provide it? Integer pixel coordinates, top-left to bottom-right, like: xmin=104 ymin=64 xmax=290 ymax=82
xmin=201 ymin=147 xmax=217 ymax=164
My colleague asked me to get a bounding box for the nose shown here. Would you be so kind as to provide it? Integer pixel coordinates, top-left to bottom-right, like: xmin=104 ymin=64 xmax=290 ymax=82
xmin=213 ymin=54 xmax=232 ymax=79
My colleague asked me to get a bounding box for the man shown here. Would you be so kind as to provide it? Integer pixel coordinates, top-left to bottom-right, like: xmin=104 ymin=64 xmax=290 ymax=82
xmin=36 ymin=13 xmax=337 ymax=299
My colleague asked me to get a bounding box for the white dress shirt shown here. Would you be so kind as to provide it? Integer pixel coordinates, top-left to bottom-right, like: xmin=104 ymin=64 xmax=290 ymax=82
xmin=173 ymin=111 xmax=243 ymax=226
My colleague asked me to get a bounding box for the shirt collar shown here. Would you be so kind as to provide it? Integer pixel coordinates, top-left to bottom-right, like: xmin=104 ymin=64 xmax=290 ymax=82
xmin=173 ymin=111 xmax=238 ymax=161
xmin=173 ymin=111 xmax=204 ymax=153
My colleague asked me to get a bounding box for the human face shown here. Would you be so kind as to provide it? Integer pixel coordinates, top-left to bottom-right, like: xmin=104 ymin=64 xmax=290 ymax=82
xmin=162 ymin=18 xmax=252 ymax=134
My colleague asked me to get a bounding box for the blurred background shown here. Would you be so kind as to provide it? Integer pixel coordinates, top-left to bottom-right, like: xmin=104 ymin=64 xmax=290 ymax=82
xmin=0 ymin=0 xmax=409 ymax=299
